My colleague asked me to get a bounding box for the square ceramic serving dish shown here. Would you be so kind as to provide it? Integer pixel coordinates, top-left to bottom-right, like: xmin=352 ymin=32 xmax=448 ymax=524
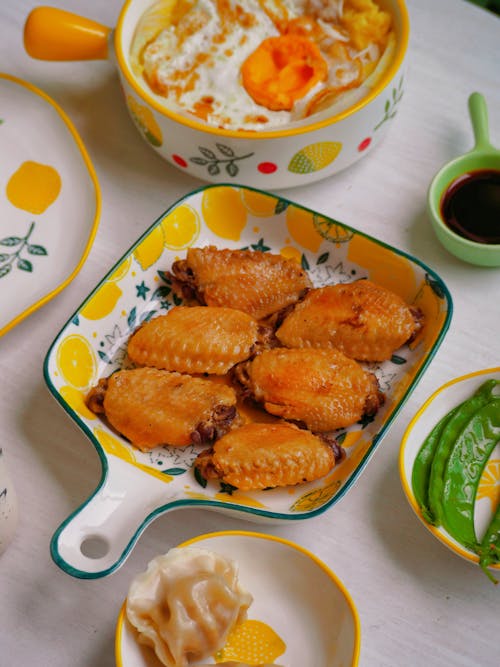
xmin=44 ymin=184 xmax=452 ymax=579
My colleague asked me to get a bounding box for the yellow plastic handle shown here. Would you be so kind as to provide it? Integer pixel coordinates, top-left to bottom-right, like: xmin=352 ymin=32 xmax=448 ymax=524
xmin=24 ymin=7 xmax=111 ymax=61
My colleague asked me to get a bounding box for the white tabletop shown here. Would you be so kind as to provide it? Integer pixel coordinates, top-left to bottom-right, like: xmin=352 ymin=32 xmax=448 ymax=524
xmin=1 ymin=1 xmax=500 ymax=666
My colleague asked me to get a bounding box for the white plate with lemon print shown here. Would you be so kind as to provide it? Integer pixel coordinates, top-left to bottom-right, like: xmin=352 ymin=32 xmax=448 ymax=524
xmin=115 ymin=531 xmax=361 ymax=667
xmin=0 ymin=73 xmax=100 ymax=337
xmin=44 ymin=184 xmax=452 ymax=579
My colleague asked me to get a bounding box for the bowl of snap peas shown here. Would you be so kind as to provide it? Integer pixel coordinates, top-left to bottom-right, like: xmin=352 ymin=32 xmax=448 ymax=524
xmin=399 ymin=367 xmax=500 ymax=581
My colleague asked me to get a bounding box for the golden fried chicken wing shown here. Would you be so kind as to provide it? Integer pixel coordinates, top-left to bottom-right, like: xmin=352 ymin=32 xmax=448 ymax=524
xmin=233 ymin=348 xmax=384 ymax=432
xmin=194 ymin=422 xmax=336 ymax=490
xmin=170 ymin=246 xmax=312 ymax=320
xmin=85 ymin=367 xmax=239 ymax=451
xmin=276 ymin=280 xmax=423 ymax=361
xmin=127 ymin=306 xmax=272 ymax=375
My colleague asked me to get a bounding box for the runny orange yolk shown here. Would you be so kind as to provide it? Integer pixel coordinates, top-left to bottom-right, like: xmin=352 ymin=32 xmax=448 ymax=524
xmin=241 ymin=34 xmax=328 ymax=111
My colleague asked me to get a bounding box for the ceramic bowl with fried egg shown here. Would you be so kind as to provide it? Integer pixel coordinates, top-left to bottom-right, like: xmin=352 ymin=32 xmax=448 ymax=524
xmin=44 ymin=184 xmax=451 ymax=579
xmin=24 ymin=0 xmax=409 ymax=189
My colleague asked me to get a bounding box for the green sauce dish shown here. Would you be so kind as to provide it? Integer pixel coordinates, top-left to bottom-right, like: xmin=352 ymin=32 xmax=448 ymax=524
xmin=428 ymin=93 xmax=500 ymax=267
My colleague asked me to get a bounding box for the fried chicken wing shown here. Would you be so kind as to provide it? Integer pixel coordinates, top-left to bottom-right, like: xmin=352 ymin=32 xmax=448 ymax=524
xmin=85 ymin=367 xmax=239 ymax=451
xmin=194 ymin=422 xmax=336 ymax=490
xmin=276 ymin=280 xmax=423 ymax=361
xmin=233 ymin=348 xmax=384 ymax=432
xmin=170 ymin=246 xmax=312 ymax=320
xmin=127 ymin=306 xmax=272 ymax=375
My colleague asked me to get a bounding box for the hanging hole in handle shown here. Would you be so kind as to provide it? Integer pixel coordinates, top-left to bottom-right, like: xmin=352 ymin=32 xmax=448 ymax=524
xmin=80 ymin=535 xmax=110 ymax=559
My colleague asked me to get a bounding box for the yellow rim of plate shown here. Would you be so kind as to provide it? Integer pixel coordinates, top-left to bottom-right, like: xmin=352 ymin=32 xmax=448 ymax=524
xmin=114 ymin=0 xmax=410 ymax=140
xmin=0 ymin=72 xmax=101 ymax=338
xmin=399 ymin=366 xmax=500 ymax=568
xmin=115 ymin=529 xmax=361 ymax=666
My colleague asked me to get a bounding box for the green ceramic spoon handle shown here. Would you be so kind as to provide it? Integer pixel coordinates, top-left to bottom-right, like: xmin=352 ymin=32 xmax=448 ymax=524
xmin=468 ymin=92 xmax=493 ymax=152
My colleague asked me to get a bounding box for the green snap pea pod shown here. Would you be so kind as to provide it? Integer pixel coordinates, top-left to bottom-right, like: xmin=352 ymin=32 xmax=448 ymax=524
xmin=427 ymin=379 xmax=500 ymax=526
xmin=440 ymin=398 xmax=500 ymax=550
xmin=411 ymin=408 xmax=458 ymax=522
xmin=479 ymin=502 xmax=500 ymax=584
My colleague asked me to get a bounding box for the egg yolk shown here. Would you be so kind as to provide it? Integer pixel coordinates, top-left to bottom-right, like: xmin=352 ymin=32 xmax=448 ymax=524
xmin=241 ymin=34 xmax=328 ymax=111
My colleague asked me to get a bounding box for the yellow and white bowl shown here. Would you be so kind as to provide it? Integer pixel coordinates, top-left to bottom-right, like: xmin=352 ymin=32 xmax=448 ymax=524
xmin=399 ymin=367 xmax=500 ymax=573
xmin=115 ymin=531 xmax=361 ymax=667
xmin=24 ymin=0 xmax=409 ymax=189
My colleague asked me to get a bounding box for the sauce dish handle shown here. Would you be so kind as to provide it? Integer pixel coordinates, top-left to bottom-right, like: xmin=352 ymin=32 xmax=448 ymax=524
xmin=468 ymin=92 xmax=495 ymax=153
xmin=50 ymin=454 xmax=179 ymax=579
xmin=24 ymin=7 xmax=111 ymax=61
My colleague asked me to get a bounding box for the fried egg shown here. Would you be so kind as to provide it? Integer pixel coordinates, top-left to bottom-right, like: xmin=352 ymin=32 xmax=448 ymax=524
xmin=130 ymin=0 xmax=393 ymax=131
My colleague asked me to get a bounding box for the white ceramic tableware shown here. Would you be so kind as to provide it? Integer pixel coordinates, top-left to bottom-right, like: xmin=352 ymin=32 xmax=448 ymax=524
xmin=0 ymin=73 xmax=100 ymax=338
xmin=400 ymin=367 xmax=500 ymax=573
xmin=24 ymin=0 xmax=410 ymax=189
xmin=44 ymin=184 xmax=452 ymax=578
xmin=115 ymin=531 xmax=361 ymax=667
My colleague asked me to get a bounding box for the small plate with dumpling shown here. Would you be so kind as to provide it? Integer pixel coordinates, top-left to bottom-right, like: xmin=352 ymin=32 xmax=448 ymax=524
xmin=44 ymin=184 xmax=452 ymax=579
xmin=115 ymin=531 xmax=361 ymax=667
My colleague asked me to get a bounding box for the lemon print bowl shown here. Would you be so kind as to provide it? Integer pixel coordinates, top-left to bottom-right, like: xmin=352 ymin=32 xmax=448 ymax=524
xmin=24 ymin=0 xmax=409 ymax=189
xmin=0 ymin=73 xmax=100 ymax=337
xmin=115 ymin=531 xmax=361 ymax=667
xmin=44 ymin=184 xmax=452 ymax=579
xmin=400 ymin=367 xmax=500 ymax=575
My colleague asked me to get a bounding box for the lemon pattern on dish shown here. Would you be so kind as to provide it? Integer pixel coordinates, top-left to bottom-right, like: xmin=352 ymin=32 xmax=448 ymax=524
xmin=288 ymin=141 xmax=342 ymax=174
xmin=1 ymin=158 xmax=60 ymax=279
xmin=133 ymin=225 xmax=166 ymax=270
xmin=240 ymin=188 xmax=278 ymax=217
xmin=161 ymin=203 xmax=200 ymax=250
xmin=201 ymin=187 xmax=248 ymax=240
xmin=285 ymin=205 xmax=324 ymax=252
xmin=126 ymin=95 xmax=163 ymax=146
xmin=94 ymin=428 xmax=175 ymax=483
xmin=477 ymin=459 xmax=500 ymax=512
xmin=80 ymin=258 xmax=131 ymax=320
xmin=6 ymin=160 xmax=61 ymax=214
xmin=215 ymin=619 xmax=286 ymax=664
xmin=56 ymin=334 xmax=97 ymax=390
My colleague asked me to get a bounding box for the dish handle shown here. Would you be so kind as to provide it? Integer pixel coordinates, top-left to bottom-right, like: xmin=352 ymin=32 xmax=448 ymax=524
xmin=24 ymin=7 xmax=111 ymax=61
xmin=50 ymin=455 xmax=175 ymax=578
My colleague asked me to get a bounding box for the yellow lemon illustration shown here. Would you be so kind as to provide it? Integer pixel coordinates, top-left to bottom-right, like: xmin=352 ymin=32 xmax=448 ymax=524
xmin=94 ymin=428 xmax=137 ymax=463
xmin=286 ymin=205 xmax=323 ymax=253
xmin=60 ymin=386 xmax=96 ymax=420
xmin=477 ymin=459 xmax=500 ymax=511
xmin=133 ymin=225 xmax=165 ymax=270
xmin=56 ymin=334 xmax=97 ymax=390
xmin=288 ymin=141 xmax=342 ymax=174
xmin=279 ymin=245 xmax=302 ymax=264
xmin=6 ymin=160 xmax=61 ymax=214
xmin=127 ymin=95 xmax=163 ymax=146
xmin=341 ymin=431 xmax=363 ymax=449
xmin=80 ymin=282 xmax=123 ymax=320
xmin=291 ymin=479 xmax=341 ymax=512
xmin=161 ymin=204 xmax=200 ymax=250
xmin=109 ymin=256 xmax=132 ymax=282
xmin=347 ymin=235 xmax=417 ymax=303
xmin=313 ymin=215 xmax=354 ymax=246
xmin=216 ymin=619 xmax=286 ymax=664
xmin=201 ymin=187 xmax=247 ymax=240
xmin=240 ymin=189 xmax=277 ymax=217
xmin=95 ymin=428 xmax=174 ymax=481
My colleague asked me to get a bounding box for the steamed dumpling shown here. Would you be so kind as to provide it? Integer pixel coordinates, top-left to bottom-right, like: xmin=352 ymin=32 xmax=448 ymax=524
xmin=126 ymin=547 xmax=253 ymax=667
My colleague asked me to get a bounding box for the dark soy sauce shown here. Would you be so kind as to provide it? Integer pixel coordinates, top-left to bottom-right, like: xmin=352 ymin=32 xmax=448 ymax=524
xmin=440 ymin=169 xmax=500 ymax=244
